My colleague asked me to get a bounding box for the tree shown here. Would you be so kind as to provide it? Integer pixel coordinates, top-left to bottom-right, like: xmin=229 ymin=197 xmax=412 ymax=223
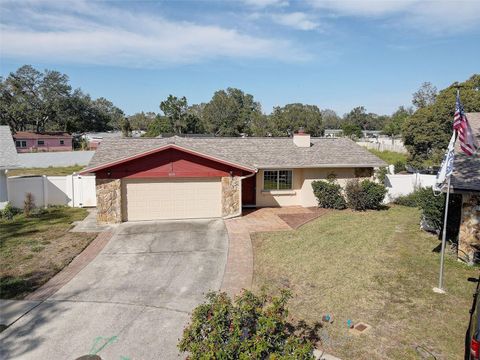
xmin=412 ymin=82 xmax=437 ymax=109
xmin=343 ymin=106 xmax=387 ymax=131
xmin=402 ymin=74 xmax=480 ymax=167
xmin=144 ymin=115 xmax=174 ymax=137
xmin=202 ymin=88 xmax=262 ymax=136
xmin=160 ymin=95 xmax=190 ymax=134
xmin=121 ymin=118 xmax=132 ymax=137
xmin=128 ymin=112 xmax=157 ymax=131
xmin=341 ymin=122 xmax=362 ymax=139
xmin=269 ymin=103 xmax=323 ymax=136
xmin=382 ymin=106 xmax=412 ymax=143
xmin=321 ymin=109 xmax=341 ymax=129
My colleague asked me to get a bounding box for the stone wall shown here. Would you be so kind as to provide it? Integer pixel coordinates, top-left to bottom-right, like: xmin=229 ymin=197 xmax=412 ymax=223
xmin=458 ymin=193 xmax=480 ymax=265
xmin=96 ymin=178 xmax=122 ymax=224
xmin=222 ymin=176 xmax=240 ymax=218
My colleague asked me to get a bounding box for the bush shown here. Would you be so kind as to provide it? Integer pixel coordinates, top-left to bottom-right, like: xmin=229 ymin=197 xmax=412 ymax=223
xmin=345 ymin=179 xmax=387 ymax=211
xmin=311 ymin=180 xmax=346 ymax=209
xmin=23 ymin=192 xmax=35 ymax=217
xmin=375 ymin=167 xmax=388 ymax=183
xmin=393 ymin=192 xmax=419 ymax=207
xmin=394 ymin=160 xmax=406 ymax=174
xmin=178 ymin=290 xmax=316 ymax=360
xmin=0 ymin=203 xmax=21 ymax=220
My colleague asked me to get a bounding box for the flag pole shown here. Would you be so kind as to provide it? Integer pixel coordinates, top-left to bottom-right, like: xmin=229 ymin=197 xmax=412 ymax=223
xmin=433 ymin=175 xmax=451 ymax=294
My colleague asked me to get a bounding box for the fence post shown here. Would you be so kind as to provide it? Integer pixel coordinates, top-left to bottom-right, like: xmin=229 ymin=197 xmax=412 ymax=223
xmin=42 ymin=175 xmax=48 ymax=209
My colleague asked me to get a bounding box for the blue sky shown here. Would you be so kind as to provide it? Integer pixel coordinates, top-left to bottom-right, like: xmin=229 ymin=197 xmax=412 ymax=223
xmin=1 ymin=0 xmax=479 ymax=117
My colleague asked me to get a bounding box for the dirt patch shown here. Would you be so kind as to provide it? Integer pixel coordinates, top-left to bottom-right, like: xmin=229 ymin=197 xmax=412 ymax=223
xmin=277 ymin=208 xmax=329 ymax=229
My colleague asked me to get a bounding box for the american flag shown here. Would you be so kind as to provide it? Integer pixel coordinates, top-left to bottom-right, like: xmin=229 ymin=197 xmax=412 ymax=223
xmin=453 ymin=90 xmax=478 ymax=156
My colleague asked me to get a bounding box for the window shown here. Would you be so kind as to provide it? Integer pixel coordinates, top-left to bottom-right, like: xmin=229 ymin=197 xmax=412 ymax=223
xmin=263 ymin=170 xmax=293 ymax=190
xmin=37 ymin=140 xmax=45 ymax=146
xmin=15 ymin=140 xmax=27 ymax=148
xmin=60 ymin=140 xmax=65 ymax=145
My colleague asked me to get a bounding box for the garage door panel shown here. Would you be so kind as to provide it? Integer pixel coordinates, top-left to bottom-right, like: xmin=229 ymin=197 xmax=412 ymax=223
xmin=124 ymin=178 xmax=222 ymax=221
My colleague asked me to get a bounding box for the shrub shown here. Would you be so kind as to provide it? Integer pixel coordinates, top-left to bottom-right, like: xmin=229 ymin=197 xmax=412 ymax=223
xmin=178 ymin=290 xmax=316 ymax=360
xmin=415 ymin=187 xmax=446 ymax=233
xmin=375 ymin=167 xmax=388 ymax=183
xmin=311 ymin=180 xmax=346 ymax=209
xmin=23 ymin=192 xmax=35 ymax=217
xmin=394 ymin=160 xmax=406 ymax=174
xmin=0 ymin=203 xmax=20 ymax=220
xmin=345 ymin=179 xmax=387 ymax=211
xmin=362 ymin=180 xmax=388 ymax=210
xmin=393 ymin=192 xmax=419 ymax=207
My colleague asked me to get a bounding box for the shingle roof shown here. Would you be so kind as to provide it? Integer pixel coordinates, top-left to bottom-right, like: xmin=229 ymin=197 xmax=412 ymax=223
xmin=451 ymin=112 xmax=480 ymax=192
xmin=84 ymin=136 xmax=386 ymax=172
xmin=13 ymin=131 xmax=72 ymax=139
xmin=0 ymin=126 xmax=19 ymax=169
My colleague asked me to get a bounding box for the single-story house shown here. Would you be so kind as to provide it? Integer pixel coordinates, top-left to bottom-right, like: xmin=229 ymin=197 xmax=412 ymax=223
xmin=79 ymin=130 xmax=145 ymax=150
xmin=81 ymin=131 xmax=386 ymax=223
xmin=452 ymin=113 xmax=480 ymax=264
xmin=0 ymin=126 xmax=19 ymax=208
xmin=13 ymin=131 xmax=73 ymax=153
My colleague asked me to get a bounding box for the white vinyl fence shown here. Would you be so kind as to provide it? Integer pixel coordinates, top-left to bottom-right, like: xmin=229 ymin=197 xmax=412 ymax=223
xmin=7 ymin=174 xmax=96 ymax=209
xmin=384 ymin=173 xmax=436 ymax=202
xmin=358 ymin=141 xmax=408 ymax=154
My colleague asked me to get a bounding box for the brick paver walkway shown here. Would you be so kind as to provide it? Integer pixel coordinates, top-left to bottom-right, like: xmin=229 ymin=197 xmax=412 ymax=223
xmin=222 ymin=207 xmax=322 ymax=297
xmin=25 ymin=231 xmax=114 ymax=301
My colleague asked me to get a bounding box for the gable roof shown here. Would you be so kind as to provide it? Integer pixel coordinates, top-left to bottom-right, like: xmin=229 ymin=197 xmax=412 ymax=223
xmin=83 ymin=136 xmax=386 ymax=173
xmin=0 ymin=126 xmax=19 ymax=170
xmin=451 ymin=112 xmax=480 ymax=192
xmin=13 ymin=131 xmax=72 ymax=139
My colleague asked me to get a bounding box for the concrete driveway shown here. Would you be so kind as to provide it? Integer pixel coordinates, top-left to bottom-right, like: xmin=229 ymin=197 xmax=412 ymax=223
xmin=0 ymin=219 xmax=228 ymax=360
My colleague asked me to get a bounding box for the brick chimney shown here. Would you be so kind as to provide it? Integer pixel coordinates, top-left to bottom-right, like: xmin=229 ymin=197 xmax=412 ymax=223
xmin=293 ymin=128 xmax=311 ymax=147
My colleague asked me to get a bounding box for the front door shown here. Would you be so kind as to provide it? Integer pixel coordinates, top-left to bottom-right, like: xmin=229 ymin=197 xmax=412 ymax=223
xmin=241 ymin=174 xmax=256 ymax=207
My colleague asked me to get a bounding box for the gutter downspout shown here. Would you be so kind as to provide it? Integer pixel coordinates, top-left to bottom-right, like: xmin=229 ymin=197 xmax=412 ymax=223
xmin=223 ymin=169 xmax=258 ymax=219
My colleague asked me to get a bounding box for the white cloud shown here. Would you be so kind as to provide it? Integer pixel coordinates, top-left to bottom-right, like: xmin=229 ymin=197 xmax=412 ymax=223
xmin=308 ymin=0 xmax=480 ymax=33
xmin=242 ymin=0 xmax=289 ymax=8
xmin=0 ymin=0 xmax=309 ymax=67
xmin=271 ymin=12 xmax=320 ymax=31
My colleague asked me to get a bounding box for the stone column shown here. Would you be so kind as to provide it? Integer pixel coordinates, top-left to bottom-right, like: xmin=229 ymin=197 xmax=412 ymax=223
xmin=458 ymin=193 xmax=480 ymax=264
xmin=221 ymin=176 xmax=240 ymax=218
xmin=96 ymin=178 xmax=122 ymax=224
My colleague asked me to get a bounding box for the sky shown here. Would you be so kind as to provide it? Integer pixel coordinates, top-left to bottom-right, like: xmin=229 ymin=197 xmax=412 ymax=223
xmin=0 ymin=0 xmax=479 ymax=117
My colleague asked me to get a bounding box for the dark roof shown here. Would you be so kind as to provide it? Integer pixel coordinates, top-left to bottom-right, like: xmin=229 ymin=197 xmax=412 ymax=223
xmin=452 ymin=113 xmax=480 ymax=192
xmin=0 ymin=126 xmax=19 ymax=169
xmin=84 ymin=136 xmax=386 ymax=172
xmin=13 ymin=131 xmax=72 ymax=139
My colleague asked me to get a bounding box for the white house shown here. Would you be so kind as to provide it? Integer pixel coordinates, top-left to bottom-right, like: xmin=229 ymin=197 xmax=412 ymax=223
xmin=0 ymin=126 xmax=20 ymax=209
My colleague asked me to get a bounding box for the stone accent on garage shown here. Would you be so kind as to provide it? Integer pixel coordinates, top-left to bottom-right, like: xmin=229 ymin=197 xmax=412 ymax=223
xmin=96 ymin=178 xmax=122 ymax=224
xmin=222 ymin=176 xmax=240 ymax=218
xmin=458 ymin=193 xmax=480 ymax=264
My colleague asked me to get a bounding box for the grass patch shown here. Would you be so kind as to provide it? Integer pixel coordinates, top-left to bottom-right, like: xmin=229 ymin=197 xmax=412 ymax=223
xmin=0 ymin=207 xmax=96 ymax=299
xmin=368 ymin=149 xmax=407 ymax=165
xmin=252 ymin=206 xmax=475 ymax=359
xmin=7 ymin=165 xmax=84 ymax=177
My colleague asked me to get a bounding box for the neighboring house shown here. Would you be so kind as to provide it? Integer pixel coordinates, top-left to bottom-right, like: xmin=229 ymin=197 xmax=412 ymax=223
xmin=80 ymin=131 xmax=145 ymax=150
xmin=324 ymin=129 xmax=343 ymax=138
xmin=452 ymin=113 xmax=480 ymax=264
xmin=81 ymin=131 xmax=386 ymax=223
xmin=13 ymin=132 xmax=73 ymax=153
xmin=0 ymin=126 xmax=19 ymax=208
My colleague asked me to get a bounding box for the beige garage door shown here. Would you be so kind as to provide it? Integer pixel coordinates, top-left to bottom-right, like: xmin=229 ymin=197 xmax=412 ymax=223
xmin=123 ymin=178 xmax=222 ymax=221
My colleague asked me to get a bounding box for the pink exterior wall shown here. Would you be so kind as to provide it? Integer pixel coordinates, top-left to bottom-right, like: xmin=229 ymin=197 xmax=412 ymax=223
xmin=14 ymin=137 xmax=73 ymax=153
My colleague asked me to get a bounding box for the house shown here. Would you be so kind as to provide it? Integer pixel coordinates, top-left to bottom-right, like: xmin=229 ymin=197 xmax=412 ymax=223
xmin=452 ymin=113 xmax=480 ymax=264
xmin=81 ymin=131 xmax=386 ymax=223
xmin=0 ymin=126 xmax=19 ymax=208
xmin=13 ymin=131 xmax=73 ymax=153
xmin=80 ymin=130 xmax=145 ymax=150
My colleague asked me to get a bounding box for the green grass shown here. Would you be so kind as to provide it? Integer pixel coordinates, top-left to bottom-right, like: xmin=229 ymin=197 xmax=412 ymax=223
xmin=7 ymin=165 xmax=84 ymax=177
xmin=252 ymin=206 xmax=476 ymax=359
xmin=368 ymin=149 xmax=408 ymax=165
xmin=0 ymin=207 xmax=96 ymax=299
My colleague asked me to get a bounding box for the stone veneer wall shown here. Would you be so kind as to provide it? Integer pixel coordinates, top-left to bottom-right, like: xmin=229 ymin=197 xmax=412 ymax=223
xmin=458 ymin=193 xmax=480 ymax=265
xmin=96 ymin=178 xmax=122 ymax=224
xmin=222 ymin=176 xmax=240 ymax=217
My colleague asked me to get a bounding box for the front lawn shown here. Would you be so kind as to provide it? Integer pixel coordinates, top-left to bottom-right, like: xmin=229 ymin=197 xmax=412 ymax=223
xmin=7 ymin=165 xmax=84 ymax=177
xmin=0 ymin=207 xmax=96 ymax=299
xmin=252 ymin=206 xmax=476 ymax=359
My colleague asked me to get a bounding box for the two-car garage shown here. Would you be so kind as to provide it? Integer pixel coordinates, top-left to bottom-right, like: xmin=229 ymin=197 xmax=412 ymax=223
xmin=122 ymin=178 xmax=222 ymax=221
